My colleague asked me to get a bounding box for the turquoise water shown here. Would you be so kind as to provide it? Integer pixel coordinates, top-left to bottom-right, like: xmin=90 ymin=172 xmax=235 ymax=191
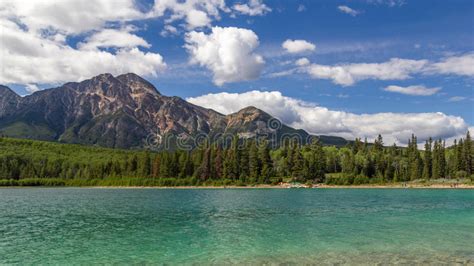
xmin=0 ymin=188 xmax=473 ymax=264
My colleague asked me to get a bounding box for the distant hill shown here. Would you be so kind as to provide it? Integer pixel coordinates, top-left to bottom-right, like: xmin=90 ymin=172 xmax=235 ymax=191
xmin=0 ymin=73 xmax=347 ymax=149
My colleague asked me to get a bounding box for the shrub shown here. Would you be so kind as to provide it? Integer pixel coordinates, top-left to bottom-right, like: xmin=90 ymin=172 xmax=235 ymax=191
xmin=353 ymin=175 xmax=369 ymax=185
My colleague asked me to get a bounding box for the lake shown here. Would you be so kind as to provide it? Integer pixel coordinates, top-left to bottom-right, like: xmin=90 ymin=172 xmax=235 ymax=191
xmin=0 ymin=188 xmax=473 ymax=264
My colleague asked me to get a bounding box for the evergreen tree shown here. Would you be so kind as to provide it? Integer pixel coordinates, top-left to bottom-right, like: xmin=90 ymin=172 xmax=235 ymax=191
xmin=239 ymin=141 xmax=250 ymax=181
xmin=464 ymin=131 xmax=472 ymax=175
xmin=197 ymin=141 xmax=211 ymax=180
xmin=307 ymin=139 xmax=326 ymax=182
xmin=457 ymin=139 xmax=465 ymax=172
xmin=258 ymin=140 xmax=272 ymax=184
xmin=422 ymin=138 xmax=432 ymax=179
xmin=213 ymin=146 xmax=223 ymax=179
xmin=291 ymin=144 xmax=305 ymax=182
xmin=248 ymin=140 xmax=260 ymax=182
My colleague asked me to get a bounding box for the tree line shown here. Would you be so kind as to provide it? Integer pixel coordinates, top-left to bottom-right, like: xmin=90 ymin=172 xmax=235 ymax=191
xmin=0 ymin=132 xmax=472 ymax=186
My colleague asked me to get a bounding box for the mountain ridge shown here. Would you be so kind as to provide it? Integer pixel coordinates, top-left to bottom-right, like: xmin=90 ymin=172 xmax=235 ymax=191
xmin=0 ymin=73 xmax=347 ymax=149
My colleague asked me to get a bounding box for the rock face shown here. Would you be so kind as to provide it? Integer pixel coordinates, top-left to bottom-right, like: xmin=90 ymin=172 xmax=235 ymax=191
xmin=0 ymin=73 xmax=347 ymax=148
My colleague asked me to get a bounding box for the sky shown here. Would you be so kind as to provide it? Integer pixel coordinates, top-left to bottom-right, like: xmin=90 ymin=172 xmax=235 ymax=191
xmin=0 ymin=0 xmax=473 ymax=146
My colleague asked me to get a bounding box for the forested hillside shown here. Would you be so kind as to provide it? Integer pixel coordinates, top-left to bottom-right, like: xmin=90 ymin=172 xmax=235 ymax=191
xmin=0 ymin=132 xmax=472 ymax=186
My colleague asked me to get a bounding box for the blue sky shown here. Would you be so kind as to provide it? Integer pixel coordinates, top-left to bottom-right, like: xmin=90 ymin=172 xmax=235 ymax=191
xmin=1 ymin=0 xmax=473 ymax=145
xmin=148 ymin=0 xmax=474 ymax=121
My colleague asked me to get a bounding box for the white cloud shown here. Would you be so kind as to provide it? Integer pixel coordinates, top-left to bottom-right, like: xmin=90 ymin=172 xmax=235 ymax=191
xmin=337 ymin=5 xmax=361 ymax=16
xmin=160 ymin=25 xmax=179 ymax=37
xmin=151 ymin=0 xmax=271 ymax=32
xmin=78 ymin=28 xmax=151 ymax=50
xmin=295 ymin=58 xmax=310 ymax=66
xmin=282 ymin=39 xmax=316 ymax=54
xmin=384 ymin=85 xmax=441 ymax=96
xmin=427 ymin=53 xmax=474 ymax=77
xmin=448 ymin=96 xmax=467 ymax=102
xmin=0 ymin=0 xmax=143 ymax=35
xmin=294 ymin=54 xmax=474 ymax=86
xmin=233 ymin=0 xmax=271 ymax=16
xmin=151 ymin=0 xmax=229 ymax=30
xmin=301 ymin=58 xmax=428 ymax=86
xmin=297 ymin=4 xmax=306 ymax=12
xmin=184 ymin=26 xmax=264 ymax=86
xmin=25 ymin=84 xmax=40 ymax=93
xmin=366 ymin=0 xmax=405 ymax=7
xmin=187 ymin=90 xmax=469 ymax=146
xmin=0 ymin=19 xmax=166 ymax=85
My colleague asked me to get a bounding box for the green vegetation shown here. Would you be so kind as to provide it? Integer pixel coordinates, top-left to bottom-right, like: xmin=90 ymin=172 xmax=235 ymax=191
xmin=0 ymin=132 xmax=473 ymax=186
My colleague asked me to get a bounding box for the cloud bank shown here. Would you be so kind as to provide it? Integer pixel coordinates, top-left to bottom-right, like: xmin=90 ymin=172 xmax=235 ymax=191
xmin=0 ymin=0 xmax=270 ymax=86
xmin=187 ymin=90 xmax=469 ymax=146
xmin=296 ymin=54 xmax=474 ymax=86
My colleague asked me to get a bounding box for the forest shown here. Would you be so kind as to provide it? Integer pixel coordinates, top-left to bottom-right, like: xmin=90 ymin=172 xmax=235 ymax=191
xmin=0 ymin=132 xmax=472 ymax=186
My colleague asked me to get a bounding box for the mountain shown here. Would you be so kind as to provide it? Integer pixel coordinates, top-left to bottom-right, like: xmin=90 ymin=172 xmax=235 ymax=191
xmin=0 ymin=73 xmax=347 ymax=149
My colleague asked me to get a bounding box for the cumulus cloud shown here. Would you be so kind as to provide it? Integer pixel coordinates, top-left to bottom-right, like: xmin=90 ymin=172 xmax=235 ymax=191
xmin=184 ymin=26 xmax=264 ymax=86
xmin=187 ymin=90 xmax=469 ymax=146
xmin=384 ymin=85 xmax=441 ymax=96
xmin=282 ymin=39 xmax=316 ymax=54
xmin=303 ymin=58 xmax=428 ymax=86
xmin=295 ymin=58 xmax=310 ymax=66
xmin=151 ymin=0 xmax=229 ymax=30
xmin=160 ymin=25 xmax=179 ymax=37
xmin=151 ymin=0 xmax=271 ymax=32
xmin=0 ymin=15 xmax=166 ymax=85
xmin=337 ymin=5 xmax=361 ymax=16
xmin=233 ymin=0 xmax=271 ymax=16
xmin=0 ymin=0 xmax=143 ymax=35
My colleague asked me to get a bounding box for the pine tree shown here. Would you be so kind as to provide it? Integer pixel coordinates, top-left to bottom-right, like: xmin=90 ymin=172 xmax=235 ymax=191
xmin=374 ymin=134 xmax=384 ymax=152
xmin=139 ymin=151 xmax=151 ymax=178
xmin=239 ymin=141 xmax=250 ymax=181
xmin=457 ymin=139 xmax=465 ymax=172
xmin=440 ymin=140 xmax=446 ymax=178
xmin=231 ymin=135 xmax=241 ymax=180
xmin=432 ymin=140 xmax=440 ymax=179
xmin=197 ymin=147 xmax=211 ymax=181
xmin=464 ymin=131 xmax=472 ymax=175
xmin=258 ymin=140 xmax=272 ymax=184
xmin=308 ymin=139 xmax=326 ymax=182
xmin=408 ymin=134 xmax=422 ymax=180
xmin=422 ymin=138 xmax=432 ymax=179
xmin=213 ymin=146 xmax=223 ymax=179
xmin=248 ymin=140 xmax=260 ymax=182
xmin=291 ymin=144 xmax=304 ymax=182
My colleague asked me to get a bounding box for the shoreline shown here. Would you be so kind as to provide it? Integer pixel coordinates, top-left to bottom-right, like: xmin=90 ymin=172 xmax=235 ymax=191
xmin=3 ymin=183 xmax=473 ymax=189
xmin=92 ymin=184 xmax=474 ymax=189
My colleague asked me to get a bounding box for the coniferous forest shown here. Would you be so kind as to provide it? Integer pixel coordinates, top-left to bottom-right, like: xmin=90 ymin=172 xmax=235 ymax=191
xmin=0 ymin=132 xmax=472 ymax=186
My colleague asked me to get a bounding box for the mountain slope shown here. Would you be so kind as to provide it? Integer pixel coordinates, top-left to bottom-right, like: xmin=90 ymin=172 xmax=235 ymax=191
xmin=0 ymin=73 xmax=347 ymax=148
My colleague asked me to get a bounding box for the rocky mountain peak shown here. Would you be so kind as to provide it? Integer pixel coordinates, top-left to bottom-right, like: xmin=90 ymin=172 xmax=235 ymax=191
xmin=0 ymin=74 xmax=347 ymax=148
xmin=0 ymin=85 xmax=19 ymax=98
xmin=116 ymin=73 xmax=161 ymax=96
xmin=0 ymin=85 xmax=20 ymax=118
xmin=229 ymin=106 xmax=271 ymax=121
